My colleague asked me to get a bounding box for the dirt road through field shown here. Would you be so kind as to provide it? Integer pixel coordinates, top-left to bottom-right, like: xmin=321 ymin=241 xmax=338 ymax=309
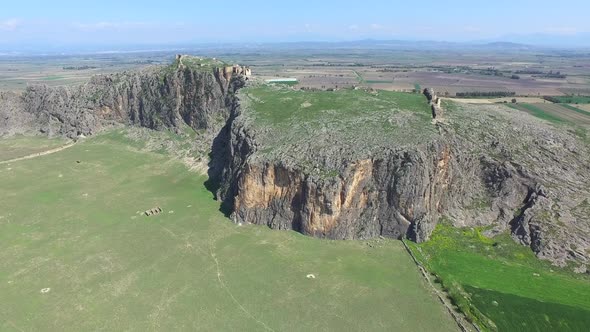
xmin=0 ymin=141 xmax=76 ymax=165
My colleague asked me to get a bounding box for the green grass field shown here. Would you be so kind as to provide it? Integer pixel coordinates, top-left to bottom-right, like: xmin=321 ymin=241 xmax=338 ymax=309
xmin=550 ymin=96 xmax=590 ymax=104
xmin=560 ymin=103 xmax=590 ymax=116
xmin=242 ymin=86 xmax=433 ymax=130
xmin=506 ymin=103 xmax=567 ymax=124
xmin=0 ymin=136 xmax=69 ymax=162
xmin=407 ymin=223 xmax=590 ymax=331
xmin=266 ymin=80 xmax=298 ymax=86
xmin=0 ymin=131 xmax=457 ymax=331
xmin=239 ymin=86 xmax=436 ymax=173
xmin=244 ymin=86 xmax=430 ymax=125
xmin=41 ymin=75 xmax=66 ymax=81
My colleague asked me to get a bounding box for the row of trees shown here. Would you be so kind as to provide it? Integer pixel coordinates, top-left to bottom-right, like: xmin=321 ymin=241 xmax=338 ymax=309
xmin=515 ymin=69 xmax=566 ymax=78
xmin=456 ymin=91 xmax=516 ymax=98
xmin=62 ymin=65 xmax=97 ymax=70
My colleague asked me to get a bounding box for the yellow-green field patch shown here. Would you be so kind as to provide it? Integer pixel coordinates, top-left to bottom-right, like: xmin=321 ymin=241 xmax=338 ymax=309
xmin=0 ymin=131 xmax=458 ymax=331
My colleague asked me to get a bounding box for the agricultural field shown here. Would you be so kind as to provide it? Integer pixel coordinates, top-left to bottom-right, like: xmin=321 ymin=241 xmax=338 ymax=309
xmin=507 ymin=103 xmax=590 ymax=126
xmin=3 ymin=48 xmax=590 ymax=97
xmin=0 ymin=53 xmax=174 ymax=91
xmin=234 ymin=48 xmax=590 ymax=96
xmin=406 ymin=223 xmax=590 ymax=331
xmin=573 ymin=104 xmax=590 ymax=113
xmin=549 ymin=96 xmax=590 ymax=104
xmin=445 ymin=97 xmax=548 ymax=104
xmin=0 ymin=131 xmax=458 ymax=331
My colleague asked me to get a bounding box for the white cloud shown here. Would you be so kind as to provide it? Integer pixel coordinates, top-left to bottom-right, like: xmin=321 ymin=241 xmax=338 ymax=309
xmin=74 ymin=21 xmax=149 ymax=31
xmin=0 ymin=18 xmax=20 ymax=31
xmin=348 ymin=24 xmax=359 ymax=31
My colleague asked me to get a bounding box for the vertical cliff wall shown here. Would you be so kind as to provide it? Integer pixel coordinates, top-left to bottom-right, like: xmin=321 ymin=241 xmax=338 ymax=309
xmin=1 ymin=62 xmax=588 ymax=269
xmin=213 ymin=87 xmax=590 ymax=268
xmin=215 ymin=118 xmax=522 ymax=243
xmin=0 ymin=60 xmax=245 ymax=138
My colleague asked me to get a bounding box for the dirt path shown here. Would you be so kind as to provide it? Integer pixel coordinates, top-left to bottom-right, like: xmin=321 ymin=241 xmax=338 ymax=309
xmin=0 ymin=141 xmax=76 ymax=165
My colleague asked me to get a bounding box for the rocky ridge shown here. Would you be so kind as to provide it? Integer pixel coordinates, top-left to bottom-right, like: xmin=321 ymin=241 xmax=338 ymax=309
xmin=0 ymin=55 xmax=245 ymax=139
xmin=214 ymin=86 xmax=590 ymax=270
xmin=1 ymin=57 xmax=588 ymax=271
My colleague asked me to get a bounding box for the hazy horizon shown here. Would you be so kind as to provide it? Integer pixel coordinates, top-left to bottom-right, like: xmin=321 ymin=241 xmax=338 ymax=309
xmin=1 ymin=0 xmax=590 ymax=51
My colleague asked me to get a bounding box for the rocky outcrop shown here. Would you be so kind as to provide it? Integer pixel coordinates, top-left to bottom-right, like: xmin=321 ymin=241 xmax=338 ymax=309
xmin=224 ymin=65 xmax=252 ymax=79
xmin=217 ymin=120 xmax=521 ymax=243
xmin=0 ymin=59 xmax=246 ymax=138
xmin=2 ymin=58 xmax=588 ymax=270
xmin=424 ymin=88 xmax=443 ymax=119
xmin=226 ymin=143 xmax=456 ymax=241
xmin=214 ymin=88 xmax=590 ymax=269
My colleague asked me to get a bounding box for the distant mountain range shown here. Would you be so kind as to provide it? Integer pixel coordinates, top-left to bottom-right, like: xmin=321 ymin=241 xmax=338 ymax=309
xmin=1 ymin=37 xmax=589 ymax=56
xmin=484 ymin=32 xmax=590 ymax=48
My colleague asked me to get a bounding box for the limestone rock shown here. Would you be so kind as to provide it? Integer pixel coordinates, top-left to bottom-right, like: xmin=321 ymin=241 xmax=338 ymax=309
xmin=0 ymin=60 xmax=246 ymax=138
xmin=213 ymin=89 xmax=590 ymax=268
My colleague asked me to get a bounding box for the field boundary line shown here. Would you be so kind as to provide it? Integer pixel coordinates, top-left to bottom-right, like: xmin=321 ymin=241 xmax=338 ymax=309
xmin=0 ymin=141 xmax=76 ymax=165
xmin=401 ymin=239 xmax=479 ymax=332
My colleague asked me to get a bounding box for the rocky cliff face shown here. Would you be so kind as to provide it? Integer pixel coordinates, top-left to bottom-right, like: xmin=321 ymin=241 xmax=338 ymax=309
xmin=0 ymin=58 xmax=245 ymax=138
xmin=2 ymin=59 xmax=588 ymax=271
xmin=220 ymin=133 xmax=457 ymax=241
xmin=215 ymin=87 xmax=590 ymax=270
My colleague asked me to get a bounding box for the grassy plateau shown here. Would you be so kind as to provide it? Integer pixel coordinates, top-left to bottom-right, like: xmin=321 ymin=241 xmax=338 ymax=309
xmin=240 ymin=86 xmax=436 ymax=163
xmin=0 ymin=131 xmax=457 ymax=331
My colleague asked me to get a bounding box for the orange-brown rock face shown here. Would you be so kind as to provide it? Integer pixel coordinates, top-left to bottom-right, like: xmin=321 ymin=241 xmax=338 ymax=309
xmin=210 ymin=94 xmax=543 ymax=244
xmin=219 ymin=123 xmax=460 ymax=240
xmin=234 ymin=160 xmax=376 ymax=236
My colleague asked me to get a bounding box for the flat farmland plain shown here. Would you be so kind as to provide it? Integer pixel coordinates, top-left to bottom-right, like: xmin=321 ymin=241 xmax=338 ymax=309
xmin=3 ymin=49 xmax=590 ymax=97
xmin=0 ymin=53 xmax=173 ymax=91
xmin=446 ymin=97 xmax=549 ymax=104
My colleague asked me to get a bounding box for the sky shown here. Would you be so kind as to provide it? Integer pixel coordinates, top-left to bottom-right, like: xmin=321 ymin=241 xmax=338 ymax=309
xmin=1 ymin=0 xmax=589 ymax=48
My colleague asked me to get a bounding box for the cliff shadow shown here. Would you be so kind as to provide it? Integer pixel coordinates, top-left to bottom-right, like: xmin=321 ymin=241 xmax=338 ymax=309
xmin=204 ymin=123 xmax=233 ymax=218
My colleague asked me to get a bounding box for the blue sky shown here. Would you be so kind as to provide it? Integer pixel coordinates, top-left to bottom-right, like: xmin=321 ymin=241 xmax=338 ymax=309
xmin=1 ymin=0 xmax=589 ymax=46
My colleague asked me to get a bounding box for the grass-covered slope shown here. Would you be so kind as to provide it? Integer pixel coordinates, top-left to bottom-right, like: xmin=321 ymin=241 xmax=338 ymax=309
xmin=406 ymin=223 xmax=590 ymax=331
xmin=239 ymin=86 xmax=436 ymax=163
xmin=0 ymin=131 xmax=457 ymax=331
